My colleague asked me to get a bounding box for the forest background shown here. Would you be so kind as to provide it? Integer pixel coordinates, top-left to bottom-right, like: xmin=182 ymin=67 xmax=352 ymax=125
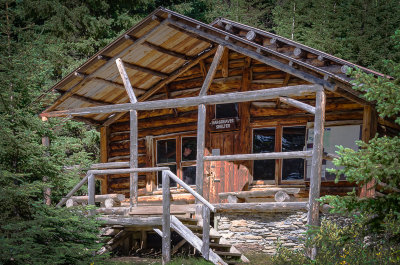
xmin=0 ymin=0 xmax=399 ymax=264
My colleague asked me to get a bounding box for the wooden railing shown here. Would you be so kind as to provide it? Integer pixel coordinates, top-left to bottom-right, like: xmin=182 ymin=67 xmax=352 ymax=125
xmin=161 ymin=169 xmax=217 ymax=264
xmin=56 ymin=163 xmax=168 ymax=208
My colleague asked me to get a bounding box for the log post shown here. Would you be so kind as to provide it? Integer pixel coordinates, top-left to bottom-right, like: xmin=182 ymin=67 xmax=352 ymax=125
xmin=359 ymin=105 xmax=377 ymax=197
xmin=100 ymin=126 xmax=109 ymax=194
xmin=196 ymin=104 xmax=207 ymax=197
xmin=130 ymin=110 xmax=139 ymax=207
xmin=202 ymin=205 xmax=210 ymax=260
xmin=145 ymin=136 xmax=155 ymax=193
xmin=162 ymin=170 xmax=171 ymax=264
xmin=307 ymin=90 xmax=326 ymax=259
xmin=41 ymin=116 xmax=52 ymax=205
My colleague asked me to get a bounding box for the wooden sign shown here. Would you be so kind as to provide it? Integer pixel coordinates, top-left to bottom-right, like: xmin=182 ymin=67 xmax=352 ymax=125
xmin=210 ymin=118 xmax=239 ymax=131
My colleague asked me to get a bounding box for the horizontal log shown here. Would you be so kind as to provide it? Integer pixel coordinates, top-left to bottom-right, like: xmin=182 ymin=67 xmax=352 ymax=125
xmin=90 ymin=162 xmax=130 ymax=169
xmin=41 ymin=84 xmax=323 ymax=117
xmin=70 ymin=194 xmax=125 ymax=203
xmin=97 ymin=216 xmax=162 ymax=226
xmin=204 ymin=151 xmax=312 ymax=161
xmin=215 ymin=202 xmax=308 ymax=212
xmin=279 ymin=97 xmax=315 ymax=114
xmin=96 ymin=207 xmax=130 ymax=215
xmin=90 ymin=167 xmax=169 ymax=175
xmin=219 ymin=188 xmax=300 ymax=199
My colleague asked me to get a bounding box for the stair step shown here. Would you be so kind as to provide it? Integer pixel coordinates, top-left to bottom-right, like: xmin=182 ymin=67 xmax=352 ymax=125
xmin=209 ymin=243 xmax=232 ymax=250
xmin=176 ymin=217 xmax=198 ymax=225
xmin=214 ymin=251 xmax=242 ymax=258
xmin=184 ymin=224 xmax=203 ymax=232
xmin=194 ymin=233 xmax=221 ymax=243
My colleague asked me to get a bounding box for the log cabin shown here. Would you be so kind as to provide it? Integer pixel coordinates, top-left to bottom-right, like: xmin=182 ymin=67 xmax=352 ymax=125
xmin=40 ymin=7 xmax=398 ymax=264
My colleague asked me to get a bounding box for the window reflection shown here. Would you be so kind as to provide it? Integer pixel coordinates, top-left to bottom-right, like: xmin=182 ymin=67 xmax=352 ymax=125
xmin=182 ymin=166 xmax=196 ymax=185
xmin=182 ymin=137 xmax=197 ymax=161
xmin=157 ymin=139 xmax=176 ymax=164
xmin=157 ymin=165 xmax=177 ymax=188
xmin=253 ymin=128 xmax=276 ymax=181
xmin=282 ymin=126 xmax=306 ymax=181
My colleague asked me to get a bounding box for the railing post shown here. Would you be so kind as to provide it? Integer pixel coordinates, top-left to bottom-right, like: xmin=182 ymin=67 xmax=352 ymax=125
xmin=162 ymin=170 xmax=171 ymax=264
xmin=88 ymin=172 xmax=95 ymax=215
xmin=130 ymin=109 xmax=139 ymax=208
xmin=307 ymin=89 xmax=326 ymax=259
xmin=202 ymin=205 xmax=210 ymax=260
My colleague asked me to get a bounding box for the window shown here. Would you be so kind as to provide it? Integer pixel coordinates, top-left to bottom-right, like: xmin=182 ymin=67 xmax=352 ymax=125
xmin=253 ymin=128 xmax=276 ymax=181
xmin=252 ymin=125 xmax=306 ymax=183
xmin=282 ymin=126 xmax=306 ymax=181
xmin=215 ymin=103 xmax=238 ymax=119
xmin=156 ymin=139 xmax=177 ymax=187
xmin=156 ymin=136 xmax=197 ymax=188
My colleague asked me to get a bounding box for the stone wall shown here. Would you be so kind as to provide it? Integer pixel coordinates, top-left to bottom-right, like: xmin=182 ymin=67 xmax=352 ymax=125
xmin=215 ymin=210 xmax=308 ymax=254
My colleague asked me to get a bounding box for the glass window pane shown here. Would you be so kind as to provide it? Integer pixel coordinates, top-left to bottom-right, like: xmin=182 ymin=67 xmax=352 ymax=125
xmin=158 ymin=165 xmax=177 ymax=188
xmin=182 ymin=137 xmax=197 ymax=161
xmin=157 ymin=139 xmax=176 ymax=164
xmin=253 ymin=128 xmax=276 ymax=181
xmin=216 ymin=103 xmax=238 ymax=119
xmin=282 ymin=126 xmax=306 ymax=181
xmin=182 ymin=166 xmax=196 ymax=185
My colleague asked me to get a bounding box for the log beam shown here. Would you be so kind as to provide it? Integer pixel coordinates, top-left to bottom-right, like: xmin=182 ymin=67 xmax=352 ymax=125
xmin=199 ymin=45 xmax=226 ymax=95
xmin=41 ymin=84 xmax=323 ymax=117
xmin=122 ymin=60 xmax=168 ymax=79
xmin=142 ymin=41 xmax=195 ymax=61
xmin=279 ymin=97 xmax=316 ymax=114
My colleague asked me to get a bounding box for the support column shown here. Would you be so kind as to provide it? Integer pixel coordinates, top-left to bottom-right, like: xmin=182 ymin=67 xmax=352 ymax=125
xmin=307 ymin=90 xmax=326 ymax=225
xmin=307 ymin=90 xmax=326 ymax=248
xmin=100 ymin=126 xmax=109 ymax=194
xmin=196 ymin=104 xmax=207 ymax=197
xmin=130 ymin=110 xmax=138 ymax=207
xmin=359 ymin=105 xmax=377 ymax=197
xmin=41 ymin=116 xmax=51 ymax=205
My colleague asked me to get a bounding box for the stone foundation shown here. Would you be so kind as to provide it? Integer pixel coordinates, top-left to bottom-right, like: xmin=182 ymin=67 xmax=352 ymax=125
xmin=215 ymin=210 xmax=308 ymax=254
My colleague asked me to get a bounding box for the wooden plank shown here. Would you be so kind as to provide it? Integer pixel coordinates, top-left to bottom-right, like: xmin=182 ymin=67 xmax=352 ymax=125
xmin=70 ymin=94 xmax=110 ymax=106
xmin=196 ymin=104 xmax=207 ymax=198
xmin=45 ymin=19 xmax=168 ymax=113
xmin=130 ymin=110 xmax=139 ymax=207
xmin=199 ymin=45 xmax=225 ymax=96
xmin=168 ymin=19 xmax=335 ymax=90
xmin=202 ymin=206 xmax=210 ymax=260
xmin=116 ymin=58 xmax=137 ymax=104
xmin=215 ymin=202 xmax=308 ymax=212
xmin=170 ymin=216 xmax=227 ymax=265
xmin=307 ymin=90 xmax=326 ymax=259
xmin=162 ymin=171 xmax=171 ymax=264
xmin=142 ymin=41 xmax=194 ymax=61
xmin=204 ymin=151 xmax=312 ymax=161
xmin=42 ymin=84 xmax=323 ymax=117
xmin=89 ymin=167 xmax=169 ymax=175
xmin=91 ymin=162 xmax=129 ymax=169
xmin=279 ymin=97 xmax=315 ymax=114
xmin=123 ymin=60 xmax=168 ymax=78
xmin=219 ymin=188 xmax=300 ymax=199
xmin=101 ymin=47 xmax=217 ymax=127
xmin=97 ymin=216 xmax=162 ymax=226
xmin=69 ymin=194 xmax=125 ymax=203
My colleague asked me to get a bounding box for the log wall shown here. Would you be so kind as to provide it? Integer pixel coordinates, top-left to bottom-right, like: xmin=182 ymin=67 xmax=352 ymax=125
xmin=103 ymin=51 xmax=366 ymax=200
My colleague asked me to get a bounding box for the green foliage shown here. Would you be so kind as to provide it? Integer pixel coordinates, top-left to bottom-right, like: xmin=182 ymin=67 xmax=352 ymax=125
xmin=0 ymin=204 xmax=105 ymax=265
xmin=272 ymin=220 xmax=400 ymax=265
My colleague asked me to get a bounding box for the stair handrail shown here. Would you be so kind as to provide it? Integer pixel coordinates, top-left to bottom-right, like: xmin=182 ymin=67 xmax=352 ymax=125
xmin=161 ymin=169 xmax=216 ymax=264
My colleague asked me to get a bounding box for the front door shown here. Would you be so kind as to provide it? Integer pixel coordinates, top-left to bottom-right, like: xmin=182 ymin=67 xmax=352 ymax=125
xmin=206 ymin=131 xmax=250 ymax=203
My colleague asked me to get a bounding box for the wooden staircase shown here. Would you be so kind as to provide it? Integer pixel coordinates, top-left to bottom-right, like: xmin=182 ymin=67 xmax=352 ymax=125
xmin=169 ymin=216 xmax=247 ymax=265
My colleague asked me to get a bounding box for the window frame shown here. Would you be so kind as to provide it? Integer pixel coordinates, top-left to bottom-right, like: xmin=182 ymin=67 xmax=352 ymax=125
xmin=154 ymin=134 xmax=197 ymax=189
xmin=251 ymin=124 xmax=307 ymax=185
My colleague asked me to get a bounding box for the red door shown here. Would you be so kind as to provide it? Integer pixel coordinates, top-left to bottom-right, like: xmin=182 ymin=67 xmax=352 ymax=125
xmin=206 ymin=132 xmax=250 ymax=203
